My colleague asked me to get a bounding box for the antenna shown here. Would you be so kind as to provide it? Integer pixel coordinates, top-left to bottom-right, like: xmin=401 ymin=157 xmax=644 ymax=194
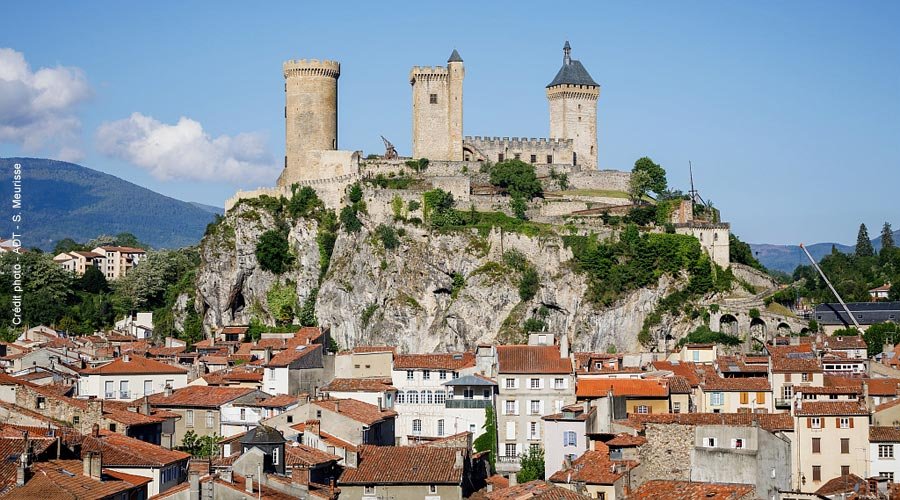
xmin=688 ymin=161 xmax=708 ymax=207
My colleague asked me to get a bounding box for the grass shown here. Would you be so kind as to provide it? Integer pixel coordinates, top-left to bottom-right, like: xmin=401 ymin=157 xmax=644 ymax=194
xmin=766 ymin=302 xmax=795 ymax=317
xmin=547 ymin=190 xmax=655 ymax=203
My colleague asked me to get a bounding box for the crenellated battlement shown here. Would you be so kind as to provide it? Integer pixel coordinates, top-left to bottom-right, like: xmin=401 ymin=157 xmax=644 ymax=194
xmin=409 ymin=66 xmax=449 ymax=83
xmin=546 ymin=84 xmax=599 ymax=100
xmin=283 ymin=59 xmax=341 ymax=79
xmin=465 ymin=136 xmax=573 ymax=147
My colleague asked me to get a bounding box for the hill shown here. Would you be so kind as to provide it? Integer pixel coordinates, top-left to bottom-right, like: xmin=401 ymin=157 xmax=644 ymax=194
xmin=751 ymin=230 xmax=900 ymax=274
xmin=0 ymin=157 xmax=217 ymax=250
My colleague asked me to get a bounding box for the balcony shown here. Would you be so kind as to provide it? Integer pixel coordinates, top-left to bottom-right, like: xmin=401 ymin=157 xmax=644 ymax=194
xmin=775 ymin=398 xmax=792 ymax=409
xmin=105 ymin=392 xmax=115 ymax=399
xmin=497 ymin=456 xmax=520 ymax=464
xmin=445 ymin=399 xmax=491 ymax=409
xmin=119 ymin=391 xmax=131 ymax=400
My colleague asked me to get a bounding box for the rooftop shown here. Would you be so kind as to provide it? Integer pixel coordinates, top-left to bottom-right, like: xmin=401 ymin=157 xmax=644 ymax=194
xmin=497 ymin=345 xmax=571 ymax=374
xmin=312 ymin=398 xmax=397 ymax=425
xmin=82 ymin=429 xmax=191 ymax=467
xmin=625 ymin=412 xmax=794 ymax=432
xmin=546 ymin=42 xmax=598 ymax=88
xmin=79 ymin=355 xmax=188 ymax=375
xmin=870 ymin=426 xmax=900 ymax=443
xmin=148 ymin=385 xmax=256 ymax=408
xmin=393 ymin=352 xmax=475 ymax=370
xmin=486 ymin=480 xmax=586 ymax=499
xmin=548 ymin=450 xmax=636 ymax=485
xmin=576 ymin=378 xmax=668 ymax=398
xmin=628 ymin=480 xmax=755 ymax=499
xmin=322 ymin=378 xmax=396 ymax=393
xmin=339 ymin=445 xmax=464 ymax=485
xmin=794 ymin=400 xmax=869 ymax=416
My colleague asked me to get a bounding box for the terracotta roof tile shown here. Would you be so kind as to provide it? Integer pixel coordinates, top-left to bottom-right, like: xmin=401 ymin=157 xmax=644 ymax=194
xmin=864 ymin=378 xmax=900 ymax=396
xmin=701 ymin=376 xmax=770 ymax=392
xmin=485 ymin=480 xmax=586 ymax=499
xmin=339 ymin=445 xmax=464 ymax=485
xmin=496 ymin=345 xmax=572 ymax=374
xmin=651 ymin=361 xmax=702 ymax=387
xmin=605 ymin=434 xmax=647 ymax=447
xmin=824 ymin=335 xmax=868 ymax=350
xmin=312 ymin=398 xmax=396 ymax=425
xmin=794 ymin=400 xmax=869 ymax=416
xmin=322 ymin=378 xmax=395 ymax=393
xmin=79 ymin=355 xmax=188 ymax=375
xmin=767 ymin=344 xmax=822 ymax=373
xmin=667 ymin=376 xmax=693 ymax=394
xmin=266 ymin=343 xmax=322 ymax=368
xmin=9 ymin=459 xmax=147 ymax=499
xmin=870 ymin=426 xmax=900 ymax=442
xmin=285 ymin=442 xmax=341 ymax=466
xmin=815 ymin=474 xmax=867 ymax=496
xmin=625 ymin=413 xmax=794 ymax=432
xmin=628 ymin=480 xmax=755 ymax=499
xmin=393 ymin=352 xmax=475 ymax=370
xmin=548 ymin=450 xmax=636 ymax=485
xmin=576 ymin=378 xmax=668 ymax=398
xmin=82 ymin=429 xmax=191 ymax=467
xmin=148 ymin=385 xmax=256 ymax=408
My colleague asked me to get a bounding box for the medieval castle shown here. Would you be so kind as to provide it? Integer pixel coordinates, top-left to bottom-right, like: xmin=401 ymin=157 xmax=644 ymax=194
xmin=226 ymin=41 xmax=731 ymax=268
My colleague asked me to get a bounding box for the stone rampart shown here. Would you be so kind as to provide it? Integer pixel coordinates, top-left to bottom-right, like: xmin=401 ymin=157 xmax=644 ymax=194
xmin=568 ymin=170 xmax=631 ymax=192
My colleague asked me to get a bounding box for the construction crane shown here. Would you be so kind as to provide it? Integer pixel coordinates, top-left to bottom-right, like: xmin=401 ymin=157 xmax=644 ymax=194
xmin=799 ymin=243 xmax=861 ymax=329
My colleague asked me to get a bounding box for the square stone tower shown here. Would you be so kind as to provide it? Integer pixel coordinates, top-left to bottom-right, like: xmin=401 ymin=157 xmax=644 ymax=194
xmin=410 ymin=50 xmax=464 ymax=161
xmin=547 ymin=42 xmax=599 ymax=170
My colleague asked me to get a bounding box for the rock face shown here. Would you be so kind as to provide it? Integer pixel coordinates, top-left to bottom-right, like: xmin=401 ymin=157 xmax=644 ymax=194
xmin=195 ymin=202 xmax=695 ymax=353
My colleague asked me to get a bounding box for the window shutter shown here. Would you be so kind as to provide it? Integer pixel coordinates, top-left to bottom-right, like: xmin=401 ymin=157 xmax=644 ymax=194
xmin=539 ymin=401 xmax=545 ymax=415
xmin=740 ymin=392 xmax=748 ymax=404
xmin=514 ymin=378 xmax=520 ymax=389
xmin=514 ymin=401 xmax=519 ymax=415
xmin=538 ymin=378 xmax=545 ymax=389
xmin=850 ymin=418 xmax=854 ymax=428
xmin=516 ymin=443 xmax=522 ymax=456
xmin=807 ymin=418 xmax=811 ymax=428
xmin=836 ymin=417 xmax=840 ymax=428
xmin=633 ymin=405 xmax=639 ymax=414
xmin=785 ymin=373 xmax=792 ymax=382
xmin=506 ymin=422 xmax=516 ymax=440
xmin=647 ymin=405 xmax=652 ymax=414
xmin=756 ymin=392 xmax=765 ymax=403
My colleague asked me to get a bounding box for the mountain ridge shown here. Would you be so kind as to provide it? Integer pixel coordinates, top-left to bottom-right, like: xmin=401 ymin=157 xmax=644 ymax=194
xmin=750 ymin=231 xmax=898 ymax=273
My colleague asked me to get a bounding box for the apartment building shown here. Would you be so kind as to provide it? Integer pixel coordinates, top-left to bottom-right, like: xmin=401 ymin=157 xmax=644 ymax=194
xmin=78 ymin=354 xmax=189 ymax=401
xmin=793 ymin=400 xmax=870 ymax=491
xmin=92 ymin=245 xmax=146 ymax=279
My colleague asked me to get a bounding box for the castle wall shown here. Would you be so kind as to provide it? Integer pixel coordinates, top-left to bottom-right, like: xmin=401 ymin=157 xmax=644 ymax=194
xmin=675 ymin=223 xmax=731 ymax=268
xmin=547 ymin=84 xmax=599 ymax=170
xmin=568 ymin=170 xmax=631 ymax=192
xmin=429 ymin=176 xmax=470 ymax=202
xmin=281 ymin=59 xmax=340 ymax=186
xmin=225 ymin=172 xmax=358 ymax=212
xmin=463 ymin=136 xmax=574 ymax=166
xmin=410 ymin=62 xmax=463 ymax=161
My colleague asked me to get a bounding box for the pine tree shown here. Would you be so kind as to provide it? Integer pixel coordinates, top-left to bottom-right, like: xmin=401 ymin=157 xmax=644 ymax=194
xmin=856 ymin=223 xmax=875 ymax=257
xmin=882 ymin=222 xmax=895 ymax=252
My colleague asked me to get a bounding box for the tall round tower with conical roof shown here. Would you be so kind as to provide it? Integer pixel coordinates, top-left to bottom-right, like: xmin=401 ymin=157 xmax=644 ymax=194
xmin=546 ymin=41 xmax=599 ymax=170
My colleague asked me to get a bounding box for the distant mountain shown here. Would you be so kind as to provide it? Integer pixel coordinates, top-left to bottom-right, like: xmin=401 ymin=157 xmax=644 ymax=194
xmin=751 ymin=230 xmax=900 ymax=274
xmin=188 ymin=201 xmax=224 ymax=215
xmin=0 ymin=157 xmax=218 ymax=250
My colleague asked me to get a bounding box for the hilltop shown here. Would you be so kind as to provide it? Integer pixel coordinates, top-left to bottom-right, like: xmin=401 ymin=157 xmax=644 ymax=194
xmin=0 ymin=158 xmax=219 ymax=250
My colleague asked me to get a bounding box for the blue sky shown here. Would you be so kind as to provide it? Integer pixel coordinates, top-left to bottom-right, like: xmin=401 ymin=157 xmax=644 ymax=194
xmin=2 ymin=1 xmax=898 ymax=244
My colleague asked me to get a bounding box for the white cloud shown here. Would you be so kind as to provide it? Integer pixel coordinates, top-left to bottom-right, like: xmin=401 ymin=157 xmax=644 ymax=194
xmin=0 ymin=48 xmax=90 ymax=159
xmin=95 ymin=112 xmax=279 ymax=185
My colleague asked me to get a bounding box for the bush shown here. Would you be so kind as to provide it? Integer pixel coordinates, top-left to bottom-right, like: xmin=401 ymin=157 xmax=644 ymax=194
xmin=451 ymin=272 xmax=465 ymax=299
xmin=511 ymin=196 xmax=528 ymax=220
xmin=519 ymin=267 xmax=540 ymax=301
xmin=523 ymin=317 xmax=547 ymax=333
xmin=677 ymin=325 xmax=742 ymax=347
xmin=340 ymin=205 xmax=363 ymax=233
xmin=348 ymin=183 xmax=363 ymax=204
xmin=375 ymin=224 xmax=399 ymax=250
xmin=489 ymin=159 xmax=543 ymax=200
xmin=408 ymin=200 xmax=421 ymax=212
xmin=287 ymin=185 xmax=324 ymax=219
xmin=256 ymin=230 xmax=294 ymax=274
xmin=405 ymin=158 xmax=429 ymax=172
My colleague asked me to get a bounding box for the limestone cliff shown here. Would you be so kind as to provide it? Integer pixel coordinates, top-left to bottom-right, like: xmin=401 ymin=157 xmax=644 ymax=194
xmin=195 ymin=202 xmax=702 ymax=353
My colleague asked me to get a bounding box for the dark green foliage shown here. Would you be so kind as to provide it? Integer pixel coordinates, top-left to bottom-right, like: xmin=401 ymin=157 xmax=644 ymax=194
xmin=523 ymin=317 xmax=547 ymax=333
xmin=246 ymin=318 xmax=302 ymax=342
xmin=348 ymin=183 xmax=364 ymax=204
xmin=749 ymin=308 xmax=760 ymax=319
xmin=298 ymin=288 xmax=318 ymax=327
xmin=367 ymin=174 xmax=412 ymax=190
xmin=629 ymin=156 xmax=667 ymax=200
xmin=473 ymin=404 xmax=497 ymax=472
xmin=287 ymin=186 xmax=325 ymax=219
xmin=423 ymin=189 xmax=458 ymax=227
xmin=408 ymin=200 xmax=421 ymax=212
xmin=516 ymin=447 xmax=545 ymax=484
xmin=361 ymin=304 xmax=378 ymax=328
xmin=77 ymin=266 xmax=109 ymax=294
xmin=677 ymin=325 xmax=742 ymax=347
xmin=863 ymin=322 xmax=900 ymax=357
xmin=882 ymin=223 xmax=895 ymax=253
xmin=511 ymin=196 xmax=528 ymax=220
xmin=450 ymin=272 xmax=465 ymax=299
xmin=519 ymin=268 xmax=540 ymax=301
xmin=54 ymin=238 xmax=86 ymax=254
xmin=857 ymin=223 xmax=875 ymax=257
xmin=375 ymin=225 xmax=399 ymax=250
xmin=340 ymin=205 xmax=363 ymax=233
xmin=730 ymin=233 xmax=766 ymax=271
xmin=256 ymin=230 xmax=294 ymax=274
xmin=489 ymin=159 xmax=543 ymax=200
xmin=0 ymin=158 xmax=218 ymax=251
xmin=627 ymin=205 xmax=657 ymax=226
xmin=180 ymin=430 xmax=220 ymax=458
xmin=405 ymin=158 xmax=429 ymax=172
xmin=793 ymin=234 xmax=900 ymax=303
xmin=316 ymin=210 xmax=339 ymax=280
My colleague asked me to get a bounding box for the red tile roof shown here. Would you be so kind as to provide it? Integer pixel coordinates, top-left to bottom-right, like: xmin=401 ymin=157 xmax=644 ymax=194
xmin=485 ymin=480 xmax=586 ymax=499
xmin=285 ymin=442 xmax=341 ymax=466
xmin=576 ymin=378 xmax=668 ymax=398
xmin=625 ymin=412 xmax=794 ymax=432
xmin=605 ymin=434 xmax=647 ymax=447
xmin=81 ymin=429 xmax=191 ymax=467
xmin=548 ymin=450 xmax=636 ymax=485
xmin=794 ymin=400 xmax=869 ymax=416
xmin=148 ymin=385 xmax=256 ymax=408
xmin=815 ymin=474 xmax=867 ymax=496
xmin=266 ymin=343 xmax=322 ymax=368
xmin=701 ymin=376 xmax=770 ymax=392
xmin=340 ymin=445 xmax=465 ymax=485
xmin=651 ymin=361 xmax=702 ymax=387
xmin=10 ymin=459 xmax=149 ymax=499
xmin=497 ymin=345 xmax=572 ymax=374
xmin=870 ymin=426 xmax=900 ymax=442
xmin=79 ymin=355 xmax=188 ymax=375
xmin=312 ymin=398 xmax=396 ymax=425
xmin=667 ymin=376 xmax=693 ymax=394
xmin=244 ymin=394 xmax=305 ymax=408
xmin=322 ymin=378 xmax=395 ymax=393
xmin=767 ymin=344 xmax=822 ymax=373
xmin=393 ymin=352 xmax=475 ymax=370
xmin=823 ymin=335 xmax=868 ymax=350
xmin=865 ymin=378 xmax=900 ymax=396
xmin=628 ymin=480 xmax=755 ymax=499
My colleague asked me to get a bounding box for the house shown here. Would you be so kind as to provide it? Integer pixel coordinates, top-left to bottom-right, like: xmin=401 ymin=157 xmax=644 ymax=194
xmin=483 ymin=480 xmax=586 ymax=499
xmin=3 ymin=457 xmax=151 ymax=499
xmin=792 ymin=399 xmax=870 ymax=491
xmin=870 ymin=426 xmax=900 ymax=483
xmin=52 ymin=250 xmax=104 ymax=275
xmin=263 ymin=343 xmax=326 ymax=396
xmin=115 ymin=312 xmax=154 ymax=340
xmin=220 ymin=393 xmax=303 ymax=437
xmin=870 ymin=284 xmax=892 ymax=301
xmin=675 ymin=343 xmax=718 ymax=364
xmin=391 ymin=352 xmax=478 ymax=444
xmin=441 ymin=374 xmax=497 ymax=438
xmin=577 ymin=378 xmax=671 ymax=415
xmin=334 ymin=346 xmax=396 ymax=378
xmin=627 ymin=480 xmax=756 ymax=499
xmin=697 ymin=376 xmax=773 ymax=413
xmin=541 ymin=402 xmax=596 ymax=479
xmin=81 ymin=424 xmax=191 ymax=496
xmin=321 ymin=378 xmax=396 ymax=409
xmin=548 ymin=449 xmax=639 ymax=500
xmin=148 ymin=385 xmax=259 ymax=444
xmin=91 ymin=245 xmax=146 ymax=280
xmin=814 ymin=301 xmax=900 ymax=334
xmin=78 ymin=354 xmax=189 ymax=401
xmin=767 ymin=343 xmax=824 ymax=411
xmin=495 ymin=340 xmax=574 ymax=476
xmin=821 ymin=335 xmax=868 ymax=359
xmin=338 ymin=445 xmax=476 ymax=500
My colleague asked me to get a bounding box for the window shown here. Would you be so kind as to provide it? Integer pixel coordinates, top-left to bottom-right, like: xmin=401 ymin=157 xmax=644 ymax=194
xmin=673 ymin=402 xmax=681 ymax=414
xmin=692 ymin=350 xmax=700 ymax=362
xmin=268 ymin=369 xmax=275 ymax=380
xmin=546 ymin=155 xmax=553 ymax=164
xmin=756 ymin=392 xmax=766 ymax=404
xmin=554 ymin=378 xmax=565 ymax=390
xmin=530 ymin=400 xmax=541 ymax=415
xmin=36 ymin=397 xmax=45 ymax=410
xmin=437 ymin=419 xmax=445 ymax=436
xmin=464 ymin=388 xmax=474 ymax=399
xmin=105 ymin=381 xmax=114 ymax=398
xmin=272 ymin=447 xmax=279 ymax=465
xmin=428 ymin=485 xmax=438 ymax=494
xmin=412 ymin=419 xmax=422 ymax=435
xmin=812 ymin=465 xmax=821 ymax=482
xmin=453 ymin=371 xmax=459 ymax=379
xmin=505 ymin=400 xmax=516 ymax=415
xmin=426 ymin=391 xmax=434 ymax=404
xmin=354 ymin=364 xmax=360 ymax=369
xmin=563 ymin=431 xmax=577 ymax=447
xmin=109 ymin=423 xmax=116 ymax=432
xmin=841 ymin=438 xmax=850 ymax=454
xmin=841 ymin=465 xmax=850 ymax=476
xmin=530 ymin=155 xmax=537 ymax=163
xmin=407 ymin=370 xmax=414 ymax=380
xmin=73 ymin=416 xmax=80 ymax=425
xmin=740 ymin=392 xmax=749 ymax=404
xmin=710 ymin=392 xmax=724 ymax=406
xmin=801 ymin=373 xmax=810 ymax=382
xmin=881 ymin=472 xmax=895 ymax=481
xmin=529 ymin=422 xmax=539 ymax=439
xmin=839 ymin=417 xmax=850 ymax=429
xmin=165 ymin=379 xmax=174 ymax=389
xmin=530 ymin=378 xmax=540 ymax=389
xmin=439 ymin=370 xmax=447 ymax=380
xmin=144 ymin=380 xmax=152 ymax=396
xmin=206 ymin=411 xmax=214 ymax=428
xmin=119 ymin=380 xmax=129 ymax=399
xmin=498 ymin=154 xmax=504 ymax=162
xmin=505 ymin=443 xmax=517 ymax=457
xmin=240 ymin=408 xmax=246 ymax=420
xmin=364 ymin=486 xmax=376 ymax=495
xmin=483 ymin=389 xmax=491 ymax=399
xmin=538 ymin=334 xmax=548 ymax=345
xmin=408 ymin=391 xmax=418 ymax=404
xmin=397 ymin=392 xmax=405 ymax=404
xmin=810 ymin=417 xmax=821 ymax=429
xmin=636 ymin=405 xmax=649 ymax=414
xmin=505 ymin=378 xmax=516 ymax=389
xmin=705 ymin=437 xmax=717 ymax=448
xmin=423 ymin=370 xmax=431 ymax=380
xmin=514 ymin=153 xmax=521 ymax=160
xmin=316 ymin=410 xmax=322 ymax=419
xmin=812 ymin=438 xmax=821 ymax=453
xmin=879 ymin=444 xmax=894 ymax=458
xmin=783 ymin=385 xmax=793 ymax=400
xmin=434 ymin=391 xmax=446 ymax=404
xmin=732 ymin=438 xmax=744 ymax=449
xmin=429 ymin=93 xmax=438 ymax=104
xmin=287 ymin=416 xmax=293 ymax=423
xmin=186 ymin=410 xmax=194 ymax=427
xmin=470 ymin=424 xmax=476 ymax=433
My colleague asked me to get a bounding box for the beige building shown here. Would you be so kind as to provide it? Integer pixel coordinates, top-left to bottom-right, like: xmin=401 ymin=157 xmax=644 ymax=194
xmin=148 ymin=385 xmax=259 ymax=444
xmin=697 ymin=377 xmax=773 ymax=414
xmin=674 ymin=223 xmax=731 ymax=269
xmin=53 ymin=250 xmax=103 ymax=275
xmin=92 ymin=245 xmax=146 ymax=279
xmin=333 ymin=346 xmax=395 ymax=379
xmin=768 ymin=343 xmax=824 ymax=412
xmin=411 ymin=50 xmax=464 ymax=162
xmin=792 ymin=400 xmax=870 ymax=491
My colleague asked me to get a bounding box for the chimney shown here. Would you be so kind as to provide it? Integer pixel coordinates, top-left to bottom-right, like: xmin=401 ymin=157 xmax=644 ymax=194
xmin=508 ymin=473 xmax=517 ymax=486
xmin=221 ymin=469 xmax=233 ymax=484
xmin=454 ymin=450 xmax=464 ymax=469
xmin=123 ymin=354 xmax=130 ymax=362
xmin=334 ymin=400 xmax=340 ymax=413
xmin=91 ymin=423 xmax=100 ymax=438
xmin=16 ymin=435 xmax=29 ymax=487
xmin=189 ymin=471 xmax=200 ymax=500
xmin=245 ymin=473 xmax=254 ymax=494
xmin=377 ymin=397 xmax=383 ymax=411
xmin=83 ymin=451 xmax=102 ymax=480
xmin=583 ymin=400 xmax=590 ymax=415
xmin=559 ymin=334 xmax=569 ymax=359
xmin=164 ymin=384 xmax=173 ymax=397
xmin=863 ymin=381 xmax=870 ymax=401
xmin=141 ymin=396 xmax=151 ymax=416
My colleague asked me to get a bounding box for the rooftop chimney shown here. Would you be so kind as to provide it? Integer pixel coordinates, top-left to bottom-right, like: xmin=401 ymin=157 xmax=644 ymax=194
xmin=189 ymin=471 xmax=200 ymax=500
xmin=377 ymin=397 xmax=383 ymax=411
xmin=508 ymin=472 xmax=517 ymax=486
xmin=164 ymin=384 xmax=173 ymax=397
xmin=16 ymin=435 xmax=29 ymax=487
xmin=83 ymin=451 xmax=102 ymax=480
xmin=245 ymin=473 xmax=254 ymax=494
xmin=140 ymin=396 xmax=151 ymax=416
xmin=122 ymin=354 xmax=130 ymax=362
xmin=454 ymin=450 xmax=464 ymax=469
xmin=91 ymin=423 xmax=100 ymax=438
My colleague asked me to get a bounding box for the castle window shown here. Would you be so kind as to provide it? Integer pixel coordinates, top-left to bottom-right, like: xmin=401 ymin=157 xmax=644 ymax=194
xmin=514 ymin=153 xmax=521 ymax=160
xmin=547 ymin=155 xmax=553 ymax=164
xmin=530 ymin=155 xmax=537 ymax=163
xmin=430 ymin=93 xmax=438 ymax=104
xmin=572 ymin=152 xmax=577 ymax=165
xmin=498 ymin=154 xmax=504 ymax=162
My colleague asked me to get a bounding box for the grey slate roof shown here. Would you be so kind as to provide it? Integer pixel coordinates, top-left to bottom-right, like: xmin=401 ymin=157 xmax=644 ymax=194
xmin=241 ymin=424 xmax=286 ymax=445
xmin=814 ymin=302 xmax=900 ymax=325
xmin=442 ymin=374 xmax=496 ymax=386
xmin=448 ymin=49 xmax=463 ymax=63
xmin=547 ymin=59 xmax=598 ymax=88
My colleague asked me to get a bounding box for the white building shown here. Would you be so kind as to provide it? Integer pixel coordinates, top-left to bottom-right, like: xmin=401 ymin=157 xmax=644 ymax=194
xmin=871 ymin=426 xmax=900 ymax=482
xmin=116 ymin=312 xmax=154 ymax=339
xmin=262 ymin=343 xmax=325 ymax=396
xmin=78 ymin=354 xmax=188 ymax=401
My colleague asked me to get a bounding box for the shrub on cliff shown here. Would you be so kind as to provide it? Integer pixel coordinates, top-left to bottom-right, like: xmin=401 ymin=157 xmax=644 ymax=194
xmin=256 ymin=229 xmax=294 ymax=274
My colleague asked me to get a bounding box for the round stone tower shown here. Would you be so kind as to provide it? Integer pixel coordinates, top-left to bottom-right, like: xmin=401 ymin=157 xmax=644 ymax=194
xmin=546 ymin=42 xmax=599 ymax=170
xmin=279 ymin=59 xmax=341 ymax=186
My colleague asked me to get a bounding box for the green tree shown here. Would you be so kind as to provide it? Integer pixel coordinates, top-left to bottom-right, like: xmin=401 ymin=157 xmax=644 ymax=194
xmin=348 ymin=182 xmax=363 ymax=204
xmin=375 ymin=224 xmax=399 ymax=250
xmin=489 ymin=159 xmax=543 ymax=200
xmin=473 ymin=403 xmax=498 ymax=473
xmin=519 ymin=267 xmax=540 ymax=301
xmin=287 ymin=185 xmax=324 ymax=219
xmin=856 ymin=223 xmax=874 ymax=257
xmin=267 ymin=282 xmax=298 ymax=325
xmin=882 ymin=222 xmax=895 ymax=253
xmin=53 ymin=238 xmax=86 ymax=254
xmin=78 ymin=265 xmax=109 ymax=294
xmin=180 ymin=430 xmax=200 ymax=455
xmin=629 ymin=156 xmax=667 ymax=201
xmin=863 ymin=322 xmax=900 ymax=357
xmin=510 ymin=196 xmax=528 ymax=220
xmin=255 ymin=230 xmax=294 ymax=274
xmin=729 ymin=234 xmax=765 ymax=271
xmin=516 ymin=447 xmax=545 ymax=484
xmin=339 ymin=205 xmax=363 ymax=233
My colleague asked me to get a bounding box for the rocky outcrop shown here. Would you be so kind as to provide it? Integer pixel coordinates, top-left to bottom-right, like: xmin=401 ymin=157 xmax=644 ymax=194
xmin=195 ymin=201 xmax=699 ymax=353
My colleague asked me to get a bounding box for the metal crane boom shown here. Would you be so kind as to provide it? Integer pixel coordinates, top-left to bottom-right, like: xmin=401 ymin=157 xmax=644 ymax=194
xmin=799 ymin=243 xmax=861 ymax=329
